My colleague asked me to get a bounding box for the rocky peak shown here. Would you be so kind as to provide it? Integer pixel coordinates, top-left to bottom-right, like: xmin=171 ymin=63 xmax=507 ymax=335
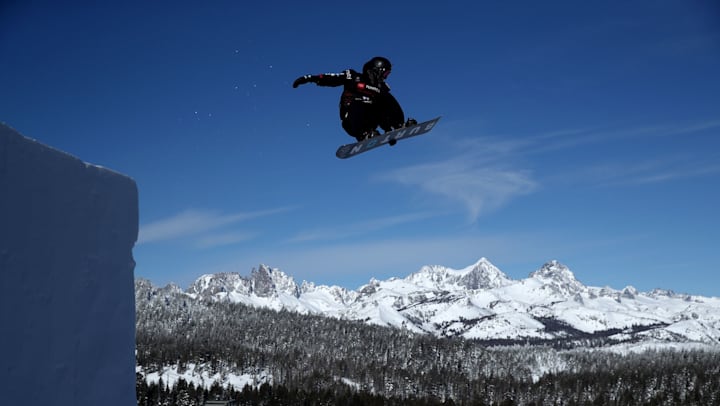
xmin=405 ymin=258 xmax=511 ymax=291
xmin=458 ymin=257 xmax=512 ymax=289
xmin=186 ymin=272 xmax=250 ymax=298
xmin=530 ymin=260 xmax=585 ymax=296
xmin=250 ymin=264 xmax=299 ymax=298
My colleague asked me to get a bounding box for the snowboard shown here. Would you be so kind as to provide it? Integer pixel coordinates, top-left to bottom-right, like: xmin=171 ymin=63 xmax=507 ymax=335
xmin=335 ymin=116 xmax=441 ymax=159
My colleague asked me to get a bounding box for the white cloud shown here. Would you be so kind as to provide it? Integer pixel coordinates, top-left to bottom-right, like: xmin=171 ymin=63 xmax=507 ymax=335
xmin=194 ymin=231 xmax=255 ymax=249
xmin=378 ymin=157 xmax=537 ymax=223
xmin=372 ymin=118 xmax=718 ymax=222
xmin=605 ymin=160 xmax=720 ymax=186
xmin=138 ymin=207 xmax=292 ymax=245
xmin=478 ymin=119 xmax=720 ymax=190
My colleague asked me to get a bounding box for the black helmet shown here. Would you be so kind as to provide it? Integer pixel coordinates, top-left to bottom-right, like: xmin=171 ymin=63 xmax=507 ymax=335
xmin=362 ymin=56 xmax=392 ymax=85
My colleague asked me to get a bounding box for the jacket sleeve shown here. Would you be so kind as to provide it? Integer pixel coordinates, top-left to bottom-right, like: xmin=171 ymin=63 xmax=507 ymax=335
xmin=294 ymin=71 xmax=350 ymax=88
xmin=312 ymin=69 xmax=355 ymax=87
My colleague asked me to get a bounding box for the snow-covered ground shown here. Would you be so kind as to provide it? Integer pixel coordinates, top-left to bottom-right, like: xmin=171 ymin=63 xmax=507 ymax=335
xmin=1 ymin=123 xmax=138 ymax=405
xmin=138 ymin=363 xmax=272 ymax=390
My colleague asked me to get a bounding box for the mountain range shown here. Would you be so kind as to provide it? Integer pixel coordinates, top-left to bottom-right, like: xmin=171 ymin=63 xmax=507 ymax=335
xmin=145 ymin=258 xmax=720 ymax=347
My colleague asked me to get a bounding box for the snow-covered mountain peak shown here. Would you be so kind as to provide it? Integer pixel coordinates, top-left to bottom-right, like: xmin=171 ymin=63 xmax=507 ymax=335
xmin=358 ymin=278 xmax=381 ymax=295
xmin=187 ymin=272 xmax=248 ymax=298
xmin=300 ymin=280 xmax=315 ymax=292
xmin=405 ymin=265 xmax=452 ymax=286
xmin=528 ymin=260 xmax=586 ymax=296
xmin=250 ymin=264 xmax=299 ymax=298
xmin=530 ymin=260 xmax=573 ymax=279
xmin=141 ymin=258 xmax=720 ymax=347
xmin=185 ymin=265 xmax=301 ymax=300
xmin=457 ymin=257 xmax=512 ymax=289
xmin=621 ymin=285 xmax=639 ymax=299
xmin=405 ymin=258 xmax=511 ymax=291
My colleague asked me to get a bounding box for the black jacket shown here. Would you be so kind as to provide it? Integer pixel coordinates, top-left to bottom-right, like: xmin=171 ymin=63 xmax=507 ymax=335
xmin=293 ymin=69 xmax=405 ymax=137
xmin=315 ymin=69 xmax=389 ymax=113
xmin=293 ymin=69 xmax=405 ymax=130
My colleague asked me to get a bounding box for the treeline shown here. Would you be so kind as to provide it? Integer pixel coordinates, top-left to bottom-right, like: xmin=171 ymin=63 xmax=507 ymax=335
xmin=137 ymin=377 xmax=453 ymax=406
xmin=135 ymin=281 xmax=720 ymax=405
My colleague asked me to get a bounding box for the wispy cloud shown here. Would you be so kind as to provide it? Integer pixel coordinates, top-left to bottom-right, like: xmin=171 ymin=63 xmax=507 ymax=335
xmin=378 ymin=157 xmax=537 ymax=223
xmin=536 ymin=119 xmax=720 ymax=187
xmin=508 ymin=119 xmax=720 ymax=187
xmin=581 ymin=159 xmax=720 ymax=187
xmin=516 ymin=120 xmax=720 ymax=156
xmin=194 ymin=231 xmax=255 ymax=249
xmin=138 ymin=207 xmax=292 ymax=245
xmin=631 ymin=164 xmax=720 ymax=184
xmin=372 ymin=118 xmax=719 ymax=222
xmin=654 ymin=120 xmax=720 ymax=137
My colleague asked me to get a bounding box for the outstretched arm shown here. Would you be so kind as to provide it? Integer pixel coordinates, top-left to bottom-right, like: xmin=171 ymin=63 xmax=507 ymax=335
xmin=292 ymin=70 xmax=353 ymax=88
xmin=292 ymin=74 xmax=317 ymax=88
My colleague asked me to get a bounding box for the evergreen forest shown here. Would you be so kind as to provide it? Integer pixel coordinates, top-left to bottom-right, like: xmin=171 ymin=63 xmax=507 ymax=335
xmin=136 ymin=283 xmax=720 ymax=405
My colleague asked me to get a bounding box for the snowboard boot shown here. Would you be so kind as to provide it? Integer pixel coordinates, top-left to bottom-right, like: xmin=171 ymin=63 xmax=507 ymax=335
xmin=388 ymin=119 xmax=417 ymax=146
xmin=359 ymin=129 xmax=381 ymax=141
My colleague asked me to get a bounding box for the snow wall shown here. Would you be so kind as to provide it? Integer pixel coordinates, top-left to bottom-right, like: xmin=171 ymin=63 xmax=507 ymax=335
xmin=0 ymin=123 xmax=138 ymax=405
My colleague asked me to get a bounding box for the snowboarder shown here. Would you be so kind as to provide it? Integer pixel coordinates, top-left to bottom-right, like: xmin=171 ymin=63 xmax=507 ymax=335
xmin=292 ymin=56 xmax=416 ymax=142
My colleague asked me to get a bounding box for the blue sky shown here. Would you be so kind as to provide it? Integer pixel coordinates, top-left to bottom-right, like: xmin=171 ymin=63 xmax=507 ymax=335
xmin=2 ymin=1 xmax=719 ymax=296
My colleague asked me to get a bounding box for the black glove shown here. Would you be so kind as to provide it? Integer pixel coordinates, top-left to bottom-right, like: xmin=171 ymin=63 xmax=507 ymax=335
xmin=292 ymin=75 xmax=315 ymax=88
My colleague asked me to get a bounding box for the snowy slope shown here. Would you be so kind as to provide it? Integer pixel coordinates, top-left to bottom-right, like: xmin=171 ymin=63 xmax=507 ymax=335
xmin=2 ymin=123 xmax=138 ymax=406
xmin=170 ymin=258 xmax=720 ymax=347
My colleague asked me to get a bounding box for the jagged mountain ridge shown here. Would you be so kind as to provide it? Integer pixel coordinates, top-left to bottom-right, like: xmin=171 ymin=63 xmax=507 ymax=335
xmin=147 ymin=258 xmax=720 ymax=347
